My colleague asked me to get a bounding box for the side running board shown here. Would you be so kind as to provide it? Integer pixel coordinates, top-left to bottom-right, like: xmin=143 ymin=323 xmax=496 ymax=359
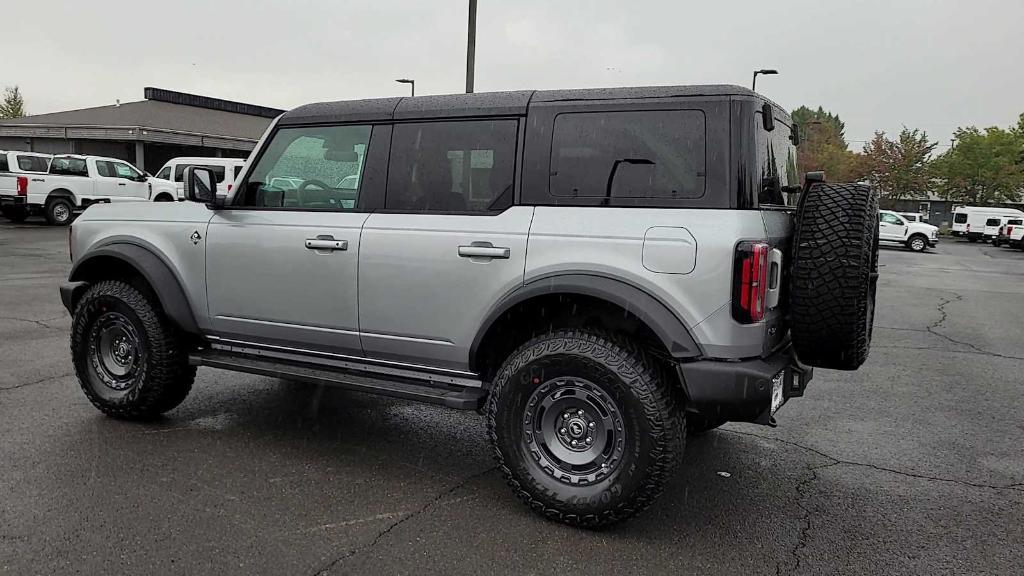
xmin=189 ymin=350 xmax=487 ymax=410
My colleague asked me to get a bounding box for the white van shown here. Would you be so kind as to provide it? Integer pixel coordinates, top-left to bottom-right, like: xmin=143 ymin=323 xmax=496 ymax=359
xmin=154 ymin=157 xmax=246 ymax=200
xmin=951 ymin=206 xmax=1024 ymax=242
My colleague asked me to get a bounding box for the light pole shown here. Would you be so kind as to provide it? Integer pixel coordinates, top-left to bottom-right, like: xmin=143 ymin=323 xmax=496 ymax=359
xmin=395 ymin=78 xmax=415 ymax=97
xmin=752 ymin=69 xmax=778 ymax=91
xmin=466 ymin=0 xmax=477 ymax=93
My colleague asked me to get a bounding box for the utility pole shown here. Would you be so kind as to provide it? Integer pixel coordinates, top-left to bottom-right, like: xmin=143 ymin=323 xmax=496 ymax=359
xmin=466 ymin=0 xmax=477 ymax=93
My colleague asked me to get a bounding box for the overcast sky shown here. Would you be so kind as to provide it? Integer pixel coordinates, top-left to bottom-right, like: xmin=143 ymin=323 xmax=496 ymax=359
xmin=3 ymin=0 xmax=1022 ymax=150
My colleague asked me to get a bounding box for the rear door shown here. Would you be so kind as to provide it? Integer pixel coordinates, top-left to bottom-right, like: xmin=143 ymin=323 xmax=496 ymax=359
xmin=205 ymin=123 xmax=381 ymax=355
xmin=358 ymin=118 xmax=530 ymax=372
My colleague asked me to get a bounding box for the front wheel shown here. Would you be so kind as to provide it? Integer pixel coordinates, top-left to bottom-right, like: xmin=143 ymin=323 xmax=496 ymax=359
xmin=487 ymin=329 xmax=684 ymax=528
xmin=71 ymin=280 xmax=196 ymax=419
xmin=45 ymin=197 xmax=74 ymax=226
xmin=907 ymin=234 xmax=928 ymax=252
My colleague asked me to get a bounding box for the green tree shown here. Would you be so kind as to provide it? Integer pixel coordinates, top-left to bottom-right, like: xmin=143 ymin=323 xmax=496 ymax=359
xmin=790 ymin=105 xmax=866 ymax=182
xmin=0 ymin=85 xmax=26 ymax=118
xmin=932 ymin=122 xmax=1024 ymax=204
xmin=862 ymin=128 xmax=937 ymax=202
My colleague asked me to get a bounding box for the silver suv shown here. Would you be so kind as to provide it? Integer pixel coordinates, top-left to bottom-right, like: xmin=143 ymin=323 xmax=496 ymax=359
xmin=61 ymin=85 xmax=879 ymax=527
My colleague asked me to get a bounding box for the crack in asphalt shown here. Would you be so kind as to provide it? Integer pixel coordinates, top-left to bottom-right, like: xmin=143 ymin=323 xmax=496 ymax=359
xmin=312 ymin=465 xmax=498 ymax=575
xmin=925 ymin=292 xmax=1024 ymax=361
xmin=775 ymin=461 xmax=842 ymax=576
xmin=873 ymin=344 xmax=1024 ymax=360
xmin=723 ymin=429 xmax=1024 ymax=492
xmin=0 ymin=372 xmax=73 ymax=391
xmin=0 ymin=315 xmax=66 ymax=331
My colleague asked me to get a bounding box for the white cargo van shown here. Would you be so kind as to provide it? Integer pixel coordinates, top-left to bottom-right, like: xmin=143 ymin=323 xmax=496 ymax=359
xmin=154 ymin=157 xmax=246 ymax=200
xmin=951 ymin=206 xmax=1024 ymax=242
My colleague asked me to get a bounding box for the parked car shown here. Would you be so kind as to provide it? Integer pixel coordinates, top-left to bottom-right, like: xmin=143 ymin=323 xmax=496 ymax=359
xmin=0 ymin=150 xmax=52 ymax=222
xmin=154 ymin=157 xmax=246 ymax=200
xmin=951 ymin=206 xmax=1024 ymax=242
xmin=879 ymin=210 xmax=938 ymax=252
xmin=60 ymin=85 xmax=879 ymax=527
xmin=991 ymin=218 xmax=1021 ymax=247
xmin=1 ymin=155 xmax=177 ymax=225
xmin=1005 ymin=220 xmax=1024 ymax=250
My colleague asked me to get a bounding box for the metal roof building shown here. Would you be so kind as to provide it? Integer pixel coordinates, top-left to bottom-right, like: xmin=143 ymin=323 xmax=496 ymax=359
xmin=0 ymin=88 xmax=281 ymax=174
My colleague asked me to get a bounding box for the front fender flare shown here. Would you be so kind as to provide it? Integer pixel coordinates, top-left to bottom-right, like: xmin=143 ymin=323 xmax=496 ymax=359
xmin=67 ymin=244 xmax=199 ymax=334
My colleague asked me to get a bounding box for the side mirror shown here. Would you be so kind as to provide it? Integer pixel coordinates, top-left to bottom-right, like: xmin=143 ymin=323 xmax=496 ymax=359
xmin=184 ymin=166 xmax=217 ymax=204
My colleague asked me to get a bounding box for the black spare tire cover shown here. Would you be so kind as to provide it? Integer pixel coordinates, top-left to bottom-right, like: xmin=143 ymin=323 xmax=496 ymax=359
xmin=789 ymin=182 xmax=879 ymax=370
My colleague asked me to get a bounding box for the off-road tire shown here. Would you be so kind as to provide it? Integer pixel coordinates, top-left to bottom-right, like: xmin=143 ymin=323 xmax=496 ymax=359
xmin=487 ymin=328 xmax=684 ymax=528
xmin=71 ymin=280 xmax=195 ymax=419
xmin=45 ymin=197 xmax=73 ymax=226
xmin=790 ymin=182 xmax=879 ymax=370
xmin=686 ymin=414 xmax=728 ymax=436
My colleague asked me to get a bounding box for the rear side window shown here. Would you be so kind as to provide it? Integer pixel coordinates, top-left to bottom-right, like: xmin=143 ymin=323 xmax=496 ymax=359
xmin=50 ymin=157 xmax=88 ymax=176
xmin=0 ymin=155 xmax=8 ymax=171
xmin=986 ymin=218 xmax=1000 ymax=226
xmin=953 ymin=213 xmax=968 ymax=223
xmin=95 ymin=161 xmax=114 ymax=177
xmin=757 ymin=113 xmax=799 ymax=206
xmin=549 ymin=110 xmax=705 ymax=200
xmin=386 ymin=119 xmax=517 ymax=212
xmin=16 ymin=155 xmax=49 ymax=172
xmin=175 ymin=164 xmax=226 ymax=183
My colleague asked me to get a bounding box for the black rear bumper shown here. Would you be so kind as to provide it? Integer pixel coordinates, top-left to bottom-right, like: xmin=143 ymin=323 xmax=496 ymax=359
xmin=677 ymin=346 xmax=812 ymax=425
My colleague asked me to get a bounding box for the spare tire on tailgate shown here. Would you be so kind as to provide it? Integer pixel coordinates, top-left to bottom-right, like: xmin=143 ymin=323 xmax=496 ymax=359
xmin=790 ymin=182 xmax=879 ymax=370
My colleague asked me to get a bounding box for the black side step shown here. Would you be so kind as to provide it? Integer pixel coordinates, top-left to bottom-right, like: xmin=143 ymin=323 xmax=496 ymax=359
xmin=189 ymin=351 xmax=487 ymax=410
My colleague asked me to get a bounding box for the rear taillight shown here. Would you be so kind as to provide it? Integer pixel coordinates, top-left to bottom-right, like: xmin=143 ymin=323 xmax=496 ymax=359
xmin=16 ymin=176 xmax=27 ymax=196
xmin=227 ymin=183 xmax=233 ymax=192
xmin=732 ymin=241 xmax=770 ymax=324
xmin=966 ymin=223 xmax=971 ymax=232
xmin=1008 ymin=226 xmax=1014 ymax=236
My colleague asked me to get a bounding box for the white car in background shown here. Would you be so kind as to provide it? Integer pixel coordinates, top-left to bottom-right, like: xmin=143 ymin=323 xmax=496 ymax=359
xmin=879 ymin=209 xmax=939 ymax=252
xmin=0 ymin=151 xmax=52 ymax=222
xmin=154 ymin=157 xmax=246 ymax=200
xmin=951 ymin=206 xmax=1024 ymax=242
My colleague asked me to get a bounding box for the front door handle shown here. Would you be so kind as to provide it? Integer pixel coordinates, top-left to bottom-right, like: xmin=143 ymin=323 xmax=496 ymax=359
xmin=305 ymin=237 xmax=348 ymax=251
xmin=118 ymin=183 xmax=126 ymax=186
xmin=458 ymin=243 xmax=510 ymax=259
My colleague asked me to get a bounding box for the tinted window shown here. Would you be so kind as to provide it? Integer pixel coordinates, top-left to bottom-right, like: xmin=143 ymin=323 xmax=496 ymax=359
xmin=549 ymin=110 xmax=705 ymax=201
xmin=49 ymin=157 xmax=88 ymax=176
xmin=16 ymin=155 xmax=49 ymax=172
xmin=757 ymin=113 xmax=800 ymax=206
xmin=155 ymin=166 xmax=171 ymax=180
xmin=175 ymin=164 xmax=226 ymax=183
xmin=233 ymin=165 xmax=244 ymax=179
xmin=954 ymin=213 xmax=968 ymax=223
xmin=94 ymin=160 xmax=114 ymax=177
xmin=1008 ymin=219 xmax=1023 ymax=226
xmin=386 ymin=120 xmax=517 ymax=212
xmin=985 ymin=218 xmax=1000 ymax=226
xmin=0 ymin=155 xmax=8 ymax=172
xmin=238 ymin=125 xmax=371 ymax=210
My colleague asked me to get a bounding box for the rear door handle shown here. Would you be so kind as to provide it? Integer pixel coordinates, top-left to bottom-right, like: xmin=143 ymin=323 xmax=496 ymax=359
xmin=118 ymin=183 xmax=126 ymax=186
xmin=458 ymin=244 xmax=510 ymax=259
xmin=305 ymin=237 xmax=348 ymax=251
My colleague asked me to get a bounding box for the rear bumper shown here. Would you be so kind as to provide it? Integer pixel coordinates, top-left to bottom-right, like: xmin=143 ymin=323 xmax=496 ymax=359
xmin=0 ymin=195 xmax=27 ymax=207
xmin=677 ymin=345 xmax=812 ymax=425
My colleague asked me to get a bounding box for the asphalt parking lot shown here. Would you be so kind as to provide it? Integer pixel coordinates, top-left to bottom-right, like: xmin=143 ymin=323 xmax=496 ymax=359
xmin=2 ymin=220 xmax=1022 ymax=576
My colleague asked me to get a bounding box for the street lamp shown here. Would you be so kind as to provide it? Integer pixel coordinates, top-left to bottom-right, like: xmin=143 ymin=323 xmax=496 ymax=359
xmin=752 ymin=69 xmax=778 ymax=91
xmin=395 ymin=78 xmax=415 ymax=97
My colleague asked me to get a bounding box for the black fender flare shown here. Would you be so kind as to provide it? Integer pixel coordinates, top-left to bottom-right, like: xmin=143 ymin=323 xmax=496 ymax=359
xmin=469 ymin=273 xmax=703 ymax=372
xmin=67 ymin=243 xmax=199 ymax=334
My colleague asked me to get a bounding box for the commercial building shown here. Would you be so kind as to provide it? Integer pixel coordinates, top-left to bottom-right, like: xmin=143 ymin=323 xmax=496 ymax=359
xmin=0 ymin=88 xmax=282 ymax=173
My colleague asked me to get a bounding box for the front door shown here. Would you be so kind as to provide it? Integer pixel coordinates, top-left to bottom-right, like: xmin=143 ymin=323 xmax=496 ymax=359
xmin=205 ymin=123 xmax=376 ymax=355
xmin=358 ymin=119 xmax=530 ymax=372
xmin=879 ymin=212 xmax=906 ymax=242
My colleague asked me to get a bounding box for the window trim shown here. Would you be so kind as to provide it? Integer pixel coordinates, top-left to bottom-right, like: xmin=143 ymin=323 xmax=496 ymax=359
xmin=377 ymin=117 xmax=521 ymax=216
xmin=546 ymin=108 xmax=709 ymax=202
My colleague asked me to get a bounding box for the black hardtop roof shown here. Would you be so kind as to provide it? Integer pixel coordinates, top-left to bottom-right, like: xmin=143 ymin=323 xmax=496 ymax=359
xmin=278 ymin=84 xmax=786 ymax=126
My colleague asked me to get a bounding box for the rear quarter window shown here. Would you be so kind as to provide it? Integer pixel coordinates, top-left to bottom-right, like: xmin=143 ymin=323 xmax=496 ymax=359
xmin=49 ymin=157 xmax=88 ymax=176
xmin=0 ymin=154 xmax=8 ymax=172
xmin=549 ymin=109 xmax=706 ymax=201
xmin=16 ymin=155 xmax=49 ymax=172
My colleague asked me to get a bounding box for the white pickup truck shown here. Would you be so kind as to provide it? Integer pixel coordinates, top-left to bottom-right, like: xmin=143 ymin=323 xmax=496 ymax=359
xmin=0 ymin=150 xmax=52 ymax=222
xmin=1006 ymin=221 xmax=1024 ymax=250
xmin=1 ymin=154 xmax=177 ymax=225
xmin=879 ymin=209 xmax=939 ymax=252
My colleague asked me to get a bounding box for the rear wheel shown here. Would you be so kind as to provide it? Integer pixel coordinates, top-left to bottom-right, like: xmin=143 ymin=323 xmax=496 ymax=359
xmin=71 ymin=280 xmax=195 ymax=419
xmin=487 ymin=329 xmax=684 ymax=528
xmin=790 ymin=182 xmax=879 ymax=370
xmin=45 ymin=197 xmax=73 ymax=226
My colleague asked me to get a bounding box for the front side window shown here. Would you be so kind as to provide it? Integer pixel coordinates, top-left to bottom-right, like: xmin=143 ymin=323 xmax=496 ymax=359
xmin=17 ymin=155 xmax=49 ymax=172
xmin=953 ymin=213 xmax=968 ymax=224
xmin=113 ymin=161 xmax=140 ymax=179
xmin=155 ymin=166 xmax=171 ymax=180
xmin=386 ymin=119 xmax=517 ymax=212
xmin=550 ymin=110 xmax=706 ymax=201
xmin=237 ymin=124 xmax=371 ymax=210
xmin=880 ymin=212 xmax=903 ymax=225
xmin=175 ymin=164 xmax=226 ymax=183
xmin=49 ymin=157 xmax=88 ymax=176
